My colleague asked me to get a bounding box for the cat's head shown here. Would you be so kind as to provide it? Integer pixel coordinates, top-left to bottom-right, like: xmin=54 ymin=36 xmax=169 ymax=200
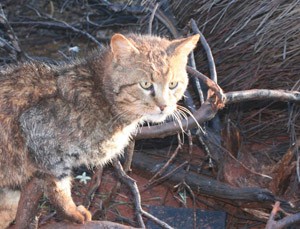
xmin=106 ymin=33 xmax=199 ymax=123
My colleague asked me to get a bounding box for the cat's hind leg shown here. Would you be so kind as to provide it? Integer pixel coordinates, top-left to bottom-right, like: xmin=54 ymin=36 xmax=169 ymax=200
xmin=0 ymin=188 xmax=20 ymax=229
xmin=45 ymin=176 xmax=91 ymax=224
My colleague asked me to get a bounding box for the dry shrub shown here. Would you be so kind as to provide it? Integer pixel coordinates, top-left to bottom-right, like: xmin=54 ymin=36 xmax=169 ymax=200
xmin=170 ymin=0 xmax=300 ymax=143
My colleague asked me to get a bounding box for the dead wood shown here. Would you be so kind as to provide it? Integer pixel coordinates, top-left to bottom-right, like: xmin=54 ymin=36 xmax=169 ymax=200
xmin=132 ymin=151 xmax=288 ymax=211
xmin=83 ymin=167 xmax=103 ymax=208
xmin=266 ymin=201 xmax=300 ymax=229
xmin=39 ymin=220 xmax=138 ymax=229
xmin=136 ymin=89 xmax=300 ymax=140
xmin=10 ymin=177 xmax=44 ymax=229
xmin=269 ymin=140 xmax=299 ymax=195
xmin=113 ymin=160 xmax=174 ymax=229
xmin=136 ymin=101 xmax=217 ymax=140
xmin=225 ymin=90 xmax=300 ymax=104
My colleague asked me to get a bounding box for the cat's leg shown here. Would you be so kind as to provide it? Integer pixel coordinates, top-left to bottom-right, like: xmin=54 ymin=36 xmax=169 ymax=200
xmin=45 ymin=176 xmax=92 ymax=224
xmin=0 ymin=188 xmax=20 ymax=229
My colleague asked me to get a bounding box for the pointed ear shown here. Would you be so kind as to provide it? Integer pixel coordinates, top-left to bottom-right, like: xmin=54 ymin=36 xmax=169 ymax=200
xmin=168 ymin=34 xmax=200 ymax=57
xmin=110 ymin=34 xmax=140 ymax=59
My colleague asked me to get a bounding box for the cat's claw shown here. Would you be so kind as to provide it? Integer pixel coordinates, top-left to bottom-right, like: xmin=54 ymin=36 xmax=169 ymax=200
xmin=77 ymin=205 xmax=92 ymax=222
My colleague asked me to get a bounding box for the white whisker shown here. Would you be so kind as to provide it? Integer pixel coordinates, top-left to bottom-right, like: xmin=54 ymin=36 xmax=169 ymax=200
xmin=176 ymin=109 xmax=188 ymax=121
xmin=172 ymin=111 xmax=185 ymax=134
xmin=177 ymin=105 xmax=201 ymax=129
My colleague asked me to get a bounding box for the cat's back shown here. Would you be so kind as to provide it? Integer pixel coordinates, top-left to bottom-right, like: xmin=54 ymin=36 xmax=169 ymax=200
xmin=0 ymin=62 xmax=57 ymax=115
xmin=0 ymin=61 xmax=58 ymax=187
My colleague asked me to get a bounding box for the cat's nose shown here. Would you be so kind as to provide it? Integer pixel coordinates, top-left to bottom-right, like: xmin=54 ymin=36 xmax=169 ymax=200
xmin=158 ymin=105 xmax=167 ymax=112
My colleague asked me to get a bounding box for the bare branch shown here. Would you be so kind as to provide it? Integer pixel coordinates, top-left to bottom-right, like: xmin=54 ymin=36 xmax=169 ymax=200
xmin=266 ymin=201 xmax=300 ymax=229
xmin=226 ymin=89 xmax=300 ymax=104
xmin=148 ymin=3 xmax=159 ymax=35
xmin=113 ymin=160 xmax=174 ymax=229
xmin=190 ymin=19 xmax=218 ymax=83
xmin=136 ymin=89 xmax=300 ymax=140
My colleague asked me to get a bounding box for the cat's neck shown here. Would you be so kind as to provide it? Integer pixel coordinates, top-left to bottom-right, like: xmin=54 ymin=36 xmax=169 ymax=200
xmin=88 ymin=50 xmax=143 ymax=125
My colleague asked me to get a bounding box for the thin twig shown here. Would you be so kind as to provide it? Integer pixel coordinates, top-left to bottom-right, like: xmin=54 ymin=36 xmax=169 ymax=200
xmin=84 ymin=167 xmax=103 ymax=207
xmin=146 ymin=2 xmax=179 ymax=38
xmin=146 ymin=134 xmax=182 ymax=186
xmin=145 ymin=161 xmax=188 ymax=188
xmin=190 ymin=19 xmax=218 ymax=83
xmin=113 ymin=160 xmax=145 ymax=228
xmin=113 ymin=159 xmax=175 ymax=229
xmin=189 ymin=51 xmax=205 ymax=105
xmin=141 ymin=210 xmax=174 ymax=229
xmin=11 ymin=20 xmax=102 ymax=47
xmin=148 ymin=3 xmax=159 ymax=35
xmin=184 ymin=182 xmax=197 ymax=229
xmin=0 ymin=4 xmax=26 ymax=61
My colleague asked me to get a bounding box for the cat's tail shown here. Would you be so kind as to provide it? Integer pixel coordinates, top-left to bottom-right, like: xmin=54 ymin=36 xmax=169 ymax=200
xmin=0 ymin=188 xmax=20 ymax=229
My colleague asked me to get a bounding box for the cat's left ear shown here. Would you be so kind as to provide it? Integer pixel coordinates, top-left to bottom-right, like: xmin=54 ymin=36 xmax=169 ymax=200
xmin=168 ymin=34 xmax=200 ymax=57
xmin=110 ymin=34 xmax=140 ymax=60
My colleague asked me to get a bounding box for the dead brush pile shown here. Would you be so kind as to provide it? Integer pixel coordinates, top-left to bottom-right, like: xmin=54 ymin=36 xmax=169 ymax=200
xmin=170 ymin=0 xmax=300 ymax=144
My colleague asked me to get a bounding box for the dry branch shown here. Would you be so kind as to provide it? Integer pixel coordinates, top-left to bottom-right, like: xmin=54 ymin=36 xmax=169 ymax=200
xmin=170 ymin=0 xmax=300 ymax=141
xmin=10 ymin=177 xmax=44 ymax=229
xmin=266 ymin=201 xmax=300 ymax=229
xmin=113 ymin=160 xmax=174 ymax=229
xmin=136 ymin=89 xmax=300 ymax=140
xmin=39 ymin=221 xmax=137 ymax=229
xmin=226 ymin=89 xmax=300 ymax=104
xmin=132 ymin=151 xmax=285 ymax=209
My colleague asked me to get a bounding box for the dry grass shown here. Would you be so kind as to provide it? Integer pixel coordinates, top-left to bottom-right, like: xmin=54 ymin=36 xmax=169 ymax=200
xmin=170 ymin=0 xmax=300 ymax=143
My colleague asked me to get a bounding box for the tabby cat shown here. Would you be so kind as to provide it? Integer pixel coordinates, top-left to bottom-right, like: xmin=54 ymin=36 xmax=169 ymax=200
xmin=0 ymin=33 xmax=199 ymax=228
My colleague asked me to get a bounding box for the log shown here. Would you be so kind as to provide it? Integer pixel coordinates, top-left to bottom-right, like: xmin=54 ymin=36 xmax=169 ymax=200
xmin=132 ymin=151 xmax=293 ymax=211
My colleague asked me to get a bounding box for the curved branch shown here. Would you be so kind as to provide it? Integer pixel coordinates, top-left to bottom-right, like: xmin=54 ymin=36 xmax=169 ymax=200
xmin=226 ymin=89 xmax=300 ymax=104
xmin=136 ymin=89 xmax=300 ymax=140
xmin=190 ymin=19 xmax=218 ymax=83
xmin=186 ymin=67 xmax=225 ymax=109
xmin=135 ymin=101 xmax=217 ymax=140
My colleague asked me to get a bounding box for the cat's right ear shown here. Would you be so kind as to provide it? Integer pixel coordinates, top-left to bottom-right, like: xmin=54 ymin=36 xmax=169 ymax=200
xmin=168 ymin=34 xmax=200 ymax=57
xmin=110 ymin=34 xmax=140 ymax=60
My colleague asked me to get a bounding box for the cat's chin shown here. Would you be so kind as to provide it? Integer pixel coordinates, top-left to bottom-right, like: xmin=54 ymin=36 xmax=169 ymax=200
xmin=143 ymin=113 xmax=169 ymax=123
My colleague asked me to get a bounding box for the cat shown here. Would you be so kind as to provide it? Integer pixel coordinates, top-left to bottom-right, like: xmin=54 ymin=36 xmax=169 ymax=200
xmin=0 ymin=33 xmax=199 ymax=228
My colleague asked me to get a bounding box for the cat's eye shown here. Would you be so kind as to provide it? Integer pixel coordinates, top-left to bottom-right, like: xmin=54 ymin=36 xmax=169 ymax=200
xmin=140 ymin=81 xmax=153 ymax=90
xmin=169 ymin=81 xmax=178 ymax=89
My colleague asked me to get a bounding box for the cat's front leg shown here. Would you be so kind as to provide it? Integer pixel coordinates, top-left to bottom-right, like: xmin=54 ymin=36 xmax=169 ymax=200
xmin=45 ymin=176 xmax=92 ymax=224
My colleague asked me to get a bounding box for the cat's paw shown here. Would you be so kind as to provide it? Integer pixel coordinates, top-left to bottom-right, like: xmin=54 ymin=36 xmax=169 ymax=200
xmin=66 ymin=205 xmax=92 ymax=224
xmin=77 ymin=205 xmax=92 ymax=222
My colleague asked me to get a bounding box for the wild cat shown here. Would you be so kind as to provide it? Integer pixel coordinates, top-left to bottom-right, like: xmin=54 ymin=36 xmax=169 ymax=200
xmin=0 ymin=33 xmax=199 ymax=228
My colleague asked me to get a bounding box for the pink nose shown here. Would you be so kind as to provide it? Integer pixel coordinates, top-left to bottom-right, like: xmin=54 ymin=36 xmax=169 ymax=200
xmin=159 ymin=105 xmax=167 ymax=112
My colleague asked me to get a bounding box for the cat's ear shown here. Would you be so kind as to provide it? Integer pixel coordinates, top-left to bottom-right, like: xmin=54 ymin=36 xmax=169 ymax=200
xmin=168 ymin=34 xmax=200 ymax=57
xmin=110 ymin=34 xmax=140 ymax=59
